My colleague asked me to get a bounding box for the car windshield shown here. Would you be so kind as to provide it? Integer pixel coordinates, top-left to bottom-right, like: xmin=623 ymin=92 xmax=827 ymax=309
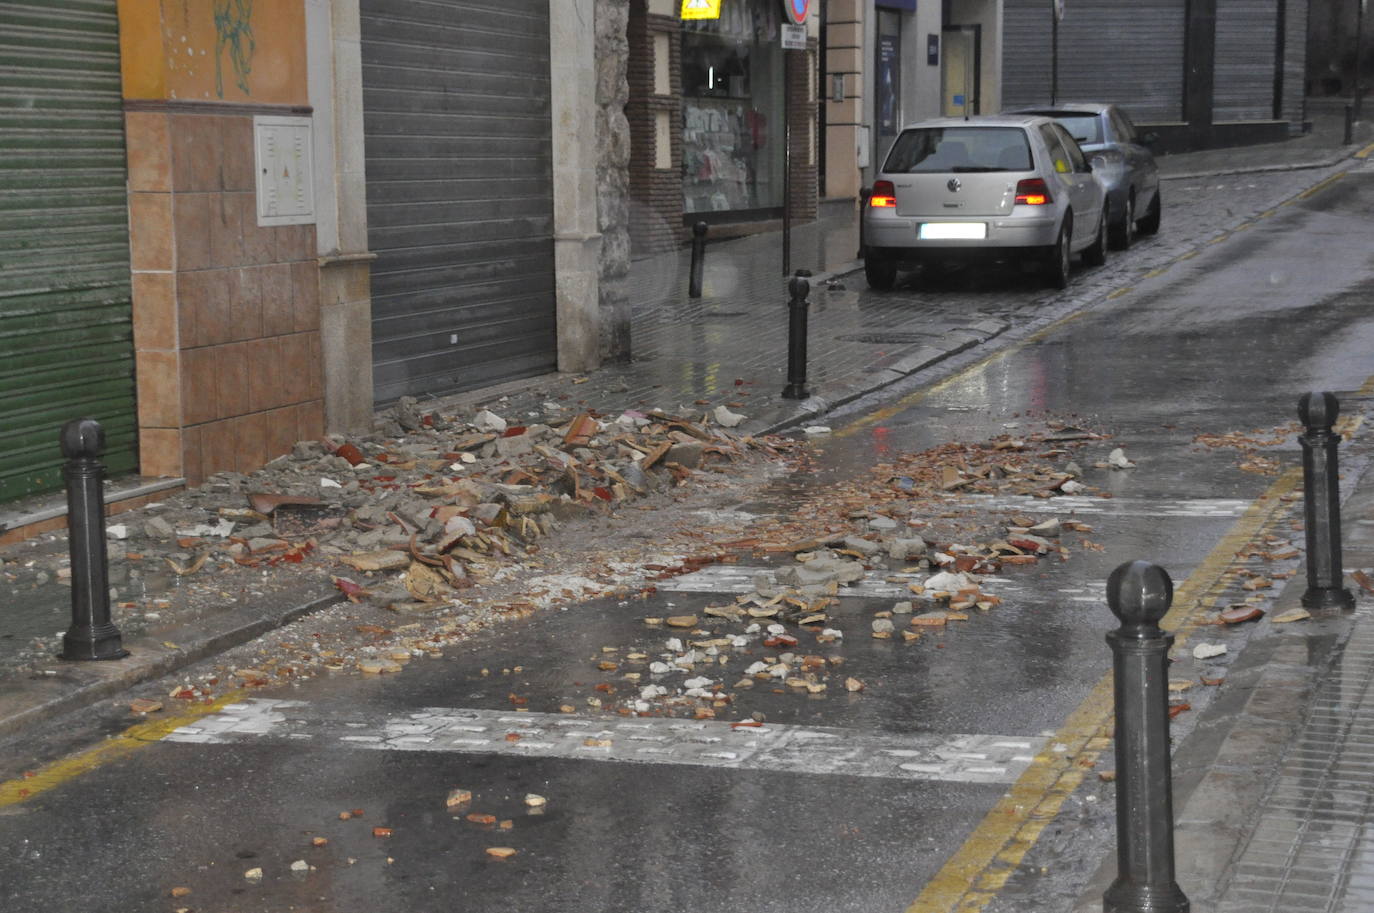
xmin=883 ymin=127 xmax=1033 ymax=174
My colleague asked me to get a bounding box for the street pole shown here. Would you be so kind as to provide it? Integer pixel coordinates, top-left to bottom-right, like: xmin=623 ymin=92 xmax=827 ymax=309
xmin=1051 ymin=3 xmax=1059 ymax=106
xmin=783 ymin=45 xmax=793 ymax=277
xmin=1356 ymin=0 xmax=1367 ymax=125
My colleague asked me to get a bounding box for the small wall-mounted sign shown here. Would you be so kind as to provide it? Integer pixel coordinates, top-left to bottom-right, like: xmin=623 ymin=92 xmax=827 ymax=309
xmin=782 ymin=0 xmax=811 ymax=25
xmin=831 ymin=73 xmax=845 ymax=103
xmin=928 ymin=33 xmax=940 ymax=66
xmin=681 ymin=0 xmax=721 ymax=19
xmin=781 ymin=23 xmax=807 ymax=49
xmin=253 ymin=115 xmax=314 ymax=227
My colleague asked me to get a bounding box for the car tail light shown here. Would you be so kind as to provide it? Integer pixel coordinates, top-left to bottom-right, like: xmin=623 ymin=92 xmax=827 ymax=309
xmin=870 ymin=180 xmax=896 ymax=208
xmin=1015 ymin=178 xmax=1052 ymax=206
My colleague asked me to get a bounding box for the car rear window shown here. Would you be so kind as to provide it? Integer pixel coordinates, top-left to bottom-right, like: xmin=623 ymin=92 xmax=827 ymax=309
xmin=883 ymin=127 xmax=1033 ymax=174
xmin=1050 ymin=114 xmax=1103 ymax=144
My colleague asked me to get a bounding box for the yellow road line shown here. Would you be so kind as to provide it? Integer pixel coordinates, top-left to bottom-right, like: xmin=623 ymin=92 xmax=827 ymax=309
xmin=1355 ymin=142 xmax=1374 ymax=159
xmin=1299 ymin=171 xmax=1348 ymax=199
xmin=1106 ymin=287 xmax=1134 ymax=300
xmin=907 ymin=467 xmax=1303 ymax=913
xmin=0 ymin=690 xmax=246 ymax=808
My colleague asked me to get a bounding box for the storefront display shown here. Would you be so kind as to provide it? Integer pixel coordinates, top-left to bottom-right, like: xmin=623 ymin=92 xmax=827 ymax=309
xmin=680 ymin=1 xmax=786 ymax=216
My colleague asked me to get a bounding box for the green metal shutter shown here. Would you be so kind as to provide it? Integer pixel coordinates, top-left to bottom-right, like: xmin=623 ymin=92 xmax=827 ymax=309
xmin=0 ymin=0 xmax=135 ymax=501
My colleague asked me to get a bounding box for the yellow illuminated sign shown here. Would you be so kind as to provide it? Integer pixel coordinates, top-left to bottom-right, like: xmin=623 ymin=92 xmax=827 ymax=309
xmin=681 ymin=0 xmax=722 ymax=19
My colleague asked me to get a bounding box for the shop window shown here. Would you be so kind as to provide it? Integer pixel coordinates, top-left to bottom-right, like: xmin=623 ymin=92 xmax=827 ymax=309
xmin=681 ymin=2 xmax=786 ymax=215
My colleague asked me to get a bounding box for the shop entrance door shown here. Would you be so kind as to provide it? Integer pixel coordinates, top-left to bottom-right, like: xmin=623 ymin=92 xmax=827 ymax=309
xmin=875 ymin=10 xmax=903 ymax=166
xmin=941 ymin=26 xmax=980 ymax=117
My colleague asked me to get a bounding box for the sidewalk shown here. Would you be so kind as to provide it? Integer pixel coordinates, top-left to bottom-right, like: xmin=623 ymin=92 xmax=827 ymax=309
xmin=1068 ymin=421 xmax=1374 ymax=913
xmin=2 ymin=98 xmax=1374 ymax=907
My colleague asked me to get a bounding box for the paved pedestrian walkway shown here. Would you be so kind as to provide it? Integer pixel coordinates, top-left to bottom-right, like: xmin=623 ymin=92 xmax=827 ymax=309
xmin=1067 ymin=420 xmax=1374 ymax=913
xmin=2 ymin=98 xmax=1374 ymax=911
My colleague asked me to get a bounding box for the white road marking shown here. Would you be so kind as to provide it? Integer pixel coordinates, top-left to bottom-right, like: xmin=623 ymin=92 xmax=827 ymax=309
xmin=166 ymin=699 xmax=1045 ymax=785
xmin=963 ymin=495 xmax=1250 ymax=518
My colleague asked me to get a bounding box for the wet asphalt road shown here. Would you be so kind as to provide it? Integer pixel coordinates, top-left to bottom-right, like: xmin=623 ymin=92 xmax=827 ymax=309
xmin=4 ymin=167 xmax=1374 ymax=913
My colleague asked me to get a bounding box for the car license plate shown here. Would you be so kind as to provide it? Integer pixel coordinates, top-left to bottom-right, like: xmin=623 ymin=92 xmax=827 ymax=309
xmin=919 ymin=222 xmax=987 ymax=240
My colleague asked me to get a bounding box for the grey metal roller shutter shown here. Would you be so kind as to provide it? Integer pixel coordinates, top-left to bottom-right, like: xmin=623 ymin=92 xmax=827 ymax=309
xmin=1214 ymin=0 xmax=1278 ymax=122
xmin=1281 ymin=0 xmax=1308 ymax=128
xmin=1054 ymin=0 xmax=1186 ymax=123
xmin=1000 ymin=0 xmax=1053 ymax=110
xmin=361 ymin=0 xmax=557 ymax=404
xmin=0 ymin=0 xmax=136 ymax=502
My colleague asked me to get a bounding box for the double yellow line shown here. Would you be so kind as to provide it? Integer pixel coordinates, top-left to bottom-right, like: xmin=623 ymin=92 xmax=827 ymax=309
xmin=0 ymin=690 xmax=245 ymax=808
xmin=896 ymin=161 xmax=1368 ymax=910
xmin=905 ymin=466 xmax=1303 ymax=913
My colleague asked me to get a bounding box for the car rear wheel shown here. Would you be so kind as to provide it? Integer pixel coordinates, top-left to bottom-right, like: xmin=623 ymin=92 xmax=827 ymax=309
xmin=1108 ymin=193 xmax=1134 ymax=250
xmin=864 ymin=256 xmax=898 ymax=291
xmin=1137 ymin=189 xmax=1161 ymax=235
xmin=1044 ymin=219 xmax=1072 ymax=290
xmin=1083 ymin=211 xmax=1108 ymax=267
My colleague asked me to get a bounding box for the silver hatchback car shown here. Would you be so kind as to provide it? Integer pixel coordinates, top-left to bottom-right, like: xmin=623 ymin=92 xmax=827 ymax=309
xmin=862 ymin=115 xmax=1108 ymax=291
xmin=1005 ymin=103 xmax=1161 ymax=250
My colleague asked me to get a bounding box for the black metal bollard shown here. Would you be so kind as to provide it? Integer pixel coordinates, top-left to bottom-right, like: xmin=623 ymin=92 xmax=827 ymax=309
xmin=60 ymin=419 xmax=128 ymax=661
xmin=688 ymin=221 xmax=707 ymax=298
xmin=1103 ymin=560 xmax=1189 ymax=913
xmin=1298 ymin=392 xmax=1356 ymax=610
xmin=781 ymin=271 xmax=812 ymax=400
xmin=858 ymin=188 xmax=872 ymax=258
xmin=1345 ymin=104 xmax=1355 ymax=146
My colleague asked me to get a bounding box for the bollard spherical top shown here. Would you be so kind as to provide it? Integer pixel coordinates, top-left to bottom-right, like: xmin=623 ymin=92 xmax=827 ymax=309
xmin=693 ymin=221 xmax=708 ymax=237
xmin=59 ymin=418 xmax=105 ymax=460
xmin=1107 ymin=560 xmax=1174 ymax=630
xmin=789 ymin=276 xmax=810 ymax=302
xmin=1298 ymin=391 xmax=1339 ymax=432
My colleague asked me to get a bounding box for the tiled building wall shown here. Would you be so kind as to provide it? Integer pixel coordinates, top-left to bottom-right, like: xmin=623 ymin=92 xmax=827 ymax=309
xmin=126 ymin=106 xmax=325 ymax=484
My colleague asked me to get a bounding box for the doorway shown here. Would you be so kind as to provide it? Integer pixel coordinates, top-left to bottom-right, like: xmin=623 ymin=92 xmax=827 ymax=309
xmin=941 ymin=25 xmax=980 ymax=117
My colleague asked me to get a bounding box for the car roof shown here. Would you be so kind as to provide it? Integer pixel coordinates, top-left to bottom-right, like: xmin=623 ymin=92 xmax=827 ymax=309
xmin=1004 ymin=103 xmax=1113 ymax=116
xmin=898 ymin=114 xmax=1051 ymax=130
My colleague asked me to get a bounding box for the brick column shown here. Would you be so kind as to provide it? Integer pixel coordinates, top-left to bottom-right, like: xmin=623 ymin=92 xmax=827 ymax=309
xmin=627 ymin=4 xmax=685 ymax=255
xmin=787 ymin=42 xmax=820 ymax=224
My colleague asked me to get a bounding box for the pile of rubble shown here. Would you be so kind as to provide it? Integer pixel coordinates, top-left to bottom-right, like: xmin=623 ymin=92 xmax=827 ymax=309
xmin=561 ymin=422 xmax=1120 ymax=717
xmin=112 ymin=398 xmax=790 ymax=613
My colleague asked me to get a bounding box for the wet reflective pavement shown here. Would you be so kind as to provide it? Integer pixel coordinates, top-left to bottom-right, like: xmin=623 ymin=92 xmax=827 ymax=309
xmin=6 ymin=170 xmax=1374 ymax=912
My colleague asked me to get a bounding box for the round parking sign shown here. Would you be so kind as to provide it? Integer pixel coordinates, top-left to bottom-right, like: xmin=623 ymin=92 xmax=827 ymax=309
xmin=783 ymin=0 xmax=810 ymax=25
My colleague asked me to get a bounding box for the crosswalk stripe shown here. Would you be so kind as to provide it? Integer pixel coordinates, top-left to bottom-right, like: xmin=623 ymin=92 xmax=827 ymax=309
xmin=166 ymin=699 xmax=1045 ymax=785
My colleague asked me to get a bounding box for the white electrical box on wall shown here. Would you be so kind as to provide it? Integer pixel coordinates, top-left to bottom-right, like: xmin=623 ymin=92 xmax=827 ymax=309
xmin=857 ymin=126 xmax=871 ymax=169
xmin=253 ymin=115 xmax=315 ymax=226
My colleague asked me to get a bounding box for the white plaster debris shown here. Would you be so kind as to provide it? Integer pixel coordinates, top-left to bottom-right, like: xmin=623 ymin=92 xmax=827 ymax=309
xmin=803 ymin=426 xmax=833 ymax=435
xmin=175 ymin=518 xmax=236 ymax=538
xmin=1107 ymin=448 xmax=1136 ymax=470
xmin=319 ymin=478 xmax=342 ymax=489
xmin=1193 ymin=643 xmax=1228 ymax=660
xmin=925 ymin=570 xmax=975 ymax=593
xmin=713 ymin=405 xmax=746 ymax=428
xmin=472 ymin=410 xmax=508 ymax=433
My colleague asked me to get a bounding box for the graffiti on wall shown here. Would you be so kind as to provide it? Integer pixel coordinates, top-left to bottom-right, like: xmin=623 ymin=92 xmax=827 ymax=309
xmin=213 ymin=0 xmax=255 ymax=97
